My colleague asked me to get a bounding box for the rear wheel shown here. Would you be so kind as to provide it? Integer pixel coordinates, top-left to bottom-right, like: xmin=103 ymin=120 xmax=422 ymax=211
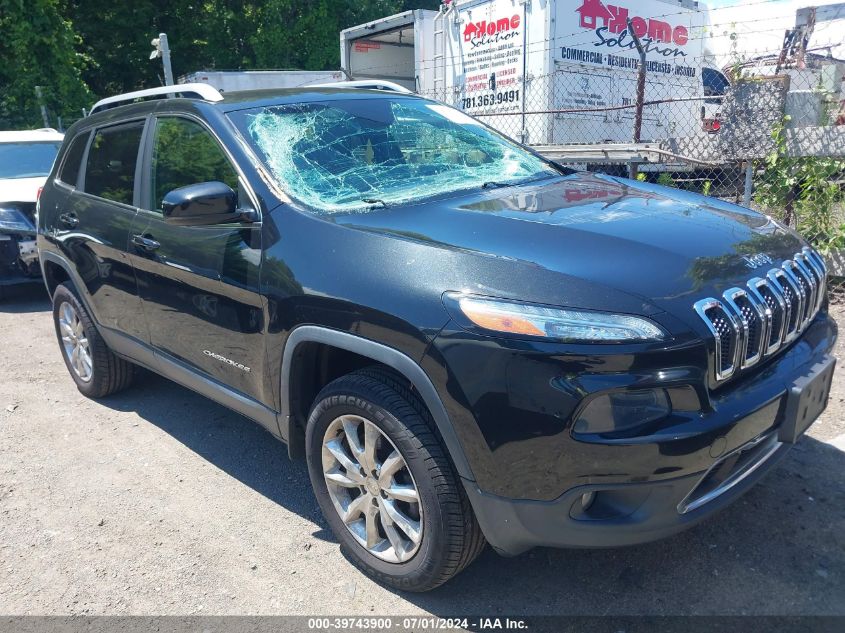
xmin=52 ymin=283 xmax=135 ymax=398
xmin=305 ymin=368 xmax=486 ymax=591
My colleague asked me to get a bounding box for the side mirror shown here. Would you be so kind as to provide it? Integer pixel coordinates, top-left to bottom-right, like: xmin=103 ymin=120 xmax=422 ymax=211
xmin=161 ymin=181 xmax=248 ymax=226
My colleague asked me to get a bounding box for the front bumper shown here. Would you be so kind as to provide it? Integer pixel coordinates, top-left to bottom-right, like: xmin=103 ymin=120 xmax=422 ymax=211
xmin=432 ymin=312 xmax=837 ymax=555
xmin=464 ymin=430 xmax=792 ymax=555
xmin=0 ymin=236 xmax=41 ymax=288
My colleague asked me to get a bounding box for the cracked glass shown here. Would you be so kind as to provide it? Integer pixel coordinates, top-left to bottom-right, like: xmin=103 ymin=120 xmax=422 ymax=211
xmin=230 ymin=97 xmax=556 ymax=213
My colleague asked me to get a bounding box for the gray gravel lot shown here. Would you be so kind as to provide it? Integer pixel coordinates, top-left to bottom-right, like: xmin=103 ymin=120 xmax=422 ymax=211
xmin=1 ymin=285 xmax=844 ymax=616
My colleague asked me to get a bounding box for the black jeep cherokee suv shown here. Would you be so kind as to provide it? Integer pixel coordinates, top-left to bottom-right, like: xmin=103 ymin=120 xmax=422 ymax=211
xmin=37 ymin=86 xmax=837 ymax=591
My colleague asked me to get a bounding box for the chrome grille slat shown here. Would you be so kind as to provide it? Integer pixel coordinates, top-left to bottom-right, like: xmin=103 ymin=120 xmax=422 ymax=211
xmin=694 ymin=299 xmax=739 ymax=381
xmin=769 ymin=268 xmax=801 ymax=342
xmin=694 ymin=249 xmax=826 ymax=383
xmin=784 ymin=259 xmax=814 ymax=327
xmin=744 ymin=277 xmax=775 ymax=359
xmin=804 ymin=247 xmax=828 ymax=311
xmin=781 ymin=261 xmax=809 ymax=331
xmin=756 ymin=280 xmax=786 ymax=355
xmin=797 ymin=251 xmax=823 ymax=313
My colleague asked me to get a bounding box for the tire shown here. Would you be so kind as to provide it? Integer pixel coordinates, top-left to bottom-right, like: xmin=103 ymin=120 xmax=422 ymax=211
xmin=305 ymin=367 xmax=486 ymax=592
xmin=52 ymin=283 xmax=135 ymax=398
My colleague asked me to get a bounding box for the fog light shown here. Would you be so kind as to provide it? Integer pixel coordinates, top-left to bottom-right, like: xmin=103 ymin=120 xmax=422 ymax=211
xmin=573 ymin=389 xmax=671 ymax=436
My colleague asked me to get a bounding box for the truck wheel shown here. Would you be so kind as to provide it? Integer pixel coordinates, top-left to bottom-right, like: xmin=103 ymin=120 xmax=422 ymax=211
xmin=305 ymin=368 xmax=486 ymax=591
xmin=52 ymin=283 xmax=135 ymax=398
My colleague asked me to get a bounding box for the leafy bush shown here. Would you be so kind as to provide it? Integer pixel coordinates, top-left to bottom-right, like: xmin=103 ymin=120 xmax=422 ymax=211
xmin=753 ymin=118 xmax=845 ymax=254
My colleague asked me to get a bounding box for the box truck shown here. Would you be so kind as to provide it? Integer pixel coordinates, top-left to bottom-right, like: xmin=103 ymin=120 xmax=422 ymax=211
xmin=341 ymin=0 xmax=726 ymax=149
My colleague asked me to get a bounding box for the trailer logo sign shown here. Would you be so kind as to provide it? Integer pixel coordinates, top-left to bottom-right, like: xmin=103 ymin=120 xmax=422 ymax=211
xmin=463 ymin=14 xmax=521 ymax=47
xmin=576 ymin=0 xmax=689 ymax=56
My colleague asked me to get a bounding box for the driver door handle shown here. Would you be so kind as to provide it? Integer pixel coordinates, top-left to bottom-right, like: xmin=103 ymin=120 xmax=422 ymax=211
xmin=58 ymin=212 xmax=79 ymax=228
xmin=131 ymin=234 xmax=160 ymax=251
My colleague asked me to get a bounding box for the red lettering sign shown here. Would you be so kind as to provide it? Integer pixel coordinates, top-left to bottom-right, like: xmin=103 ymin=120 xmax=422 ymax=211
xmin=576 ymin=0 xmax=689 ymax=47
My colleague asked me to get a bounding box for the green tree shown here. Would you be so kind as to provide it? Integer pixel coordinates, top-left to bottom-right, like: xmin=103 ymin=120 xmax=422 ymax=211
xmin=67 ymin=0 xmax=441 ymax=97
xmin=252 ymin=0 xmax=439 ymax=70
xmin=0 ymin=0 xmax=92 ymax=129
xmin=1 ymin=0 xmax=444 ymax=128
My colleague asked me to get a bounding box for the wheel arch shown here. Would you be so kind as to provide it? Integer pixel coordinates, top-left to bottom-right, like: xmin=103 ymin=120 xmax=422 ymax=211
xmin=280 ymin=325 xmax=475 ymax=482
xmin=39 ymin=251 xmax=97 ymax=320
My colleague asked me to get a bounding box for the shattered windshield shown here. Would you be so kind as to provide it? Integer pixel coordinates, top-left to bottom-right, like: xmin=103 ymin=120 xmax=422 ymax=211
xmin=229 ymin=97 xmax=556 ymax=213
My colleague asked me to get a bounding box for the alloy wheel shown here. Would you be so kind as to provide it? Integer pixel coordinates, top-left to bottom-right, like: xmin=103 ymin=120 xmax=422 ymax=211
xmin=321 ymin=414 xmax=423 ymax=563
xmin=58 ymin=301 xmax=92 ymax=382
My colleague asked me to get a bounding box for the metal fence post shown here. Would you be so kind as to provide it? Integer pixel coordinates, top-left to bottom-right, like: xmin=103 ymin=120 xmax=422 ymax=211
xmin=743 ymin=160 xmax=754 ymax=207
xmin=34 ymin=86 xmax=50 ymax=128
xmin=627 ymin=19 xmax=647 ymax=179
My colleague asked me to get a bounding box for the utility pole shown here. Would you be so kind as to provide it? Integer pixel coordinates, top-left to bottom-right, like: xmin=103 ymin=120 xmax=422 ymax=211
xmin=34 ymin=86 xmax=50 ymax=128
xmin=150 ymin=33 xmax=174 ymax=86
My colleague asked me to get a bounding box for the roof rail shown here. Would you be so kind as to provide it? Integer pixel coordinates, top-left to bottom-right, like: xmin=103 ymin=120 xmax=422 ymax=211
xmin=305 ymin=79 xmax=413 ymax=94
xmin=89 ymin=83 xmax=224 ymax=115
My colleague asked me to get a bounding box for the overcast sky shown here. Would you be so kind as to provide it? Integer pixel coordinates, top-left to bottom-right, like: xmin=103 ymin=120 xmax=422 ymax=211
xmin=704 ymin=0 xmax=845 ymax=62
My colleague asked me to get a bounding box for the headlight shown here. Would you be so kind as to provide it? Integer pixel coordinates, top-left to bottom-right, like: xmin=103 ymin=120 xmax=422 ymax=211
xmin=446 ymin=294 xmax=666 ymax=343
xmin=0 ymin=207 xmax=36 ymax=232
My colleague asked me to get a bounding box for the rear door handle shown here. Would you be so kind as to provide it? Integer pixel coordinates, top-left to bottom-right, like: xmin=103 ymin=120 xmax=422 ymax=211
xmin=131 ymin=234 xmax=160 ymax=251
xmin=58 ymin=212 xmax=79 ymax=228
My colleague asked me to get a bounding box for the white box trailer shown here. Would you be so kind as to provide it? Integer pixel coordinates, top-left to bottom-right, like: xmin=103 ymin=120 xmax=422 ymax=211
xmin=341 ymin=0 xmax=723 ymax=150
xmin=178 ymin=70 xmax=345 ymax=93
xmin=340 ymin=10 xmax=440 ymax=92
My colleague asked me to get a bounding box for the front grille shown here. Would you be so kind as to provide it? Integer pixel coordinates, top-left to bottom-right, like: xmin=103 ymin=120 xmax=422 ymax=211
xmin=694 ymin=246 xmax=827 ymax=383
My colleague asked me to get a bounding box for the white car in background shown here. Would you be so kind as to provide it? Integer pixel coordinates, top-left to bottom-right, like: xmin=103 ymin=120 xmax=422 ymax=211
xmin=0 ymin=128 xmax=63 ymax=298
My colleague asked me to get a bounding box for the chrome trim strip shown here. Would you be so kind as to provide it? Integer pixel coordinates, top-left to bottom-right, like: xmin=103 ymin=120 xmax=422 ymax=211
xmin=678 ymin=433 xmax=782 ymax=514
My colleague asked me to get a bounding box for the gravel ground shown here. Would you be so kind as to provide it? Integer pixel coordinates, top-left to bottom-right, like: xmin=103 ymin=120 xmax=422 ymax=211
xmin=0 ymin=285 xmax=844 ymax=617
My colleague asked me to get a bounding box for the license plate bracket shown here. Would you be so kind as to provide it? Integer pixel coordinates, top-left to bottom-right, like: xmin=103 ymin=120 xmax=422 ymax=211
xmin=779 ymin=355 xmax=836 ymax=444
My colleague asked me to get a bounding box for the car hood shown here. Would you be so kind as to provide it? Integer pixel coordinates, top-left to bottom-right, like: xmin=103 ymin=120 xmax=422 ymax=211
xmin=333 ymin=172 xmax=806 ymax=315
xmin=0 ymin=176 xmax=47 ymax=204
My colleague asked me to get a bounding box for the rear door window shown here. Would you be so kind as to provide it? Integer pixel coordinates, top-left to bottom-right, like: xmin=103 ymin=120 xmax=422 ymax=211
xmin=83 ymin=122 xmax=144 ymax=205
xmin=149 ymin=117 xmax=239 ymax=212
xmin=58 ymin=132 xmax=89 ymax=187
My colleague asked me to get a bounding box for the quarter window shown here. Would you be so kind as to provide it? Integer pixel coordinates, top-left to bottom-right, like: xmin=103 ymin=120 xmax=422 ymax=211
xmin=58 ymin=132 xmax=89 ymax=187
xmin=150 ymin=117 xmax=239 ymax=211
xmin=83 ymin=123 xmax=144 ymax=205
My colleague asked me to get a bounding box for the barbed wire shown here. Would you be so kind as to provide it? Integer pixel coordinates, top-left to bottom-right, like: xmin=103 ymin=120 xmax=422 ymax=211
xmin=344 ymin=22 xmax=843 ymax=77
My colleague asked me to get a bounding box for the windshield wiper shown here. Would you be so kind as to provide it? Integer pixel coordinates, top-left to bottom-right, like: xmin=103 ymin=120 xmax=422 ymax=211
xmin=481 ymin=181 xmax=511 ymax=189
xmin=362 ymin=198 xmax=388 ymax=208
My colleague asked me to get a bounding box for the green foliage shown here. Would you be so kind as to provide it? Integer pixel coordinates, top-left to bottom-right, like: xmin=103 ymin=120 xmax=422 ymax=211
xmin=635 ymin=173 xmax=646 ymax=181
xmin=251 ymin=1 xmax=419 ymax=70
xmin=753 ymin=117 xmax=845 ymax=254
xmin=701 ymin=180 xmax=712 ymax=196
xmin=0 ymin=0 xmax=92 ymax=129
xmin=656 ymin=172 xmax=675 ymax=187
xmin=3 ymin=0 xmax=442 ymax=129
xmin=152 ymin=118 xmax=239 ymax=207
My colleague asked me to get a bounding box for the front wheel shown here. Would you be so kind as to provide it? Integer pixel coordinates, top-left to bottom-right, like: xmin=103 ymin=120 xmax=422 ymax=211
xmin=305 ymin=368 xmax=485 ymax=591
